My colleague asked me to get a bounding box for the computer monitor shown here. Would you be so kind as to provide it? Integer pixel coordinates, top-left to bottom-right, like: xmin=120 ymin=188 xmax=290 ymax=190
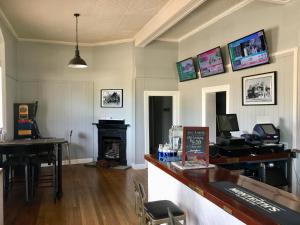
xmin=260 ymin=124 xmax=277 ymax=135
xmin=217 ymin=114 xmax=239 ymax=137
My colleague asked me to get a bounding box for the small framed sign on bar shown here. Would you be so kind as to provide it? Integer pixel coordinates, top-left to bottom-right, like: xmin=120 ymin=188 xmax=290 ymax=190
xmin=182 ymin=127 xmax=209 ymax=166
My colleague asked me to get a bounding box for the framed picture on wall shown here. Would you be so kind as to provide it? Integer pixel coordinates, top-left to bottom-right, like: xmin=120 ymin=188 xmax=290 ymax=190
xmin=242 ymin=71 xmax=277 ymax=106
xmin=101 ymin=89 xmax=123 ymax=108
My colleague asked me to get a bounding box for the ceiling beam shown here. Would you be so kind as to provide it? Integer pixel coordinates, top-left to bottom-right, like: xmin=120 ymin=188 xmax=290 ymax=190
xmin=257 ymin=0 xmax=292 ymax=4
xmin=0 ymin=7 xmax=18 ymax=39
xmin=178 ymin=0 xmax=254 ymax=42
xmin=134 ymin=0 xmax=207 ymax=47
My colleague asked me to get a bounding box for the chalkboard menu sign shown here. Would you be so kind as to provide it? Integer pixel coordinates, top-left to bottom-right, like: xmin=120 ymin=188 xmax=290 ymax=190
xmin=182 ymin=127 xmax=209 ymax=165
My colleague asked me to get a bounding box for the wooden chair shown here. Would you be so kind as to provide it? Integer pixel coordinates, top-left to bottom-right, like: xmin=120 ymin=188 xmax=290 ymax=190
xmin=134 ymin=181 xmax=186 ymax=225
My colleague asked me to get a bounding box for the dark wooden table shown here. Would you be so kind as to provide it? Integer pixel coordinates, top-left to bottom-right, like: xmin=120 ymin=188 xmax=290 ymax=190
xmin=0 ymin=138 xmax=68 ymax=199
xmin=145 ymin=154 xmax=300 ymax=225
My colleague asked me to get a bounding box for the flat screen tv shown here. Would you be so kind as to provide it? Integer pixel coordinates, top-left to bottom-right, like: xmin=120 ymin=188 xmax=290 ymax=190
xmin=176 ymin=58 xmax=198 ymax=82
xmin=197 ymin=47 xmax=225 ymax=77
xmin=228 ymin=30 xmax=270 ymax=71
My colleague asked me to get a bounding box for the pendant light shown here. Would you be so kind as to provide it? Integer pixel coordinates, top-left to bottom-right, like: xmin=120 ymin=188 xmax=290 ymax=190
xmin=68 ymin=13 xmax=88 ymax=68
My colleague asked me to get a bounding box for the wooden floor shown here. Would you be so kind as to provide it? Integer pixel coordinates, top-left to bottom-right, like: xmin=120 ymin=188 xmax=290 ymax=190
xmin=4 ymin=165 xmax=148 ymax=225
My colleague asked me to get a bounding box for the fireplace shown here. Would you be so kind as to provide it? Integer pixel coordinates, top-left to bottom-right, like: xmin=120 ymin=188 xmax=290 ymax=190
xmin=93 ymin=120 xmax=129 ymax=165
xmin=103 ymin=138 xmax=120 ymax=159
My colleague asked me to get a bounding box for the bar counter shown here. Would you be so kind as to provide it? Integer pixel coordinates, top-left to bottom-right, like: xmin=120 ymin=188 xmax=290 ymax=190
xmin=145 ymin=154 xmax=300 ymax=225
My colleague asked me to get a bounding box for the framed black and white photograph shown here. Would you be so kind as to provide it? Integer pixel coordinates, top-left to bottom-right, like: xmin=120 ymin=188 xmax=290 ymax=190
xmin=101 ymin=89 xmax=123 ymax=108
xmin=242 ymin=71 xmax=277 ymax=106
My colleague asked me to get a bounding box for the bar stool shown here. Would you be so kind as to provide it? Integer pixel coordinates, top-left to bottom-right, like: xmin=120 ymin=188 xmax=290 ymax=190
xmin=30 ymin=145 xmax=58 ymax=202
xmin=3 ymin=154 xmax=31 ymax=202
xmin=168 ymin=208 xmax=182 ymax=225
xmin=134 ymin=181 xmax=186 ymax=225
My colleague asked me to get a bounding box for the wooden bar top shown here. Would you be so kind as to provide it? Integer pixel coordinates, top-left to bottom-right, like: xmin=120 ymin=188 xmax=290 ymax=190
xmin=145 ymin=154 xmax=300 ymax=225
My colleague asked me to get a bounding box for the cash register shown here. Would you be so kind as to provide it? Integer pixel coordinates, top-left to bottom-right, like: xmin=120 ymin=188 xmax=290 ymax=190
xmin=215 ymin=114 xmax=253 ymax=157
xmin=242 ymin=123 xmax=284 ymax=153
xmin=213 ymin=116 xmax=288 ymax=188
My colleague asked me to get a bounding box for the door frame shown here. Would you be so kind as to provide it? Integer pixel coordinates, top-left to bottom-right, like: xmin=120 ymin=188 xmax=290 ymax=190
xmin=144 ymin=91 xmax=180 ymax=155
xmin=201 ymin=85 xmax=230 ymax=126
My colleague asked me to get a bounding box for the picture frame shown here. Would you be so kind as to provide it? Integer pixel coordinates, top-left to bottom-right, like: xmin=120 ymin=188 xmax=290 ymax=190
xmin=182 ymin=127 xmax=209 ymax=166
xmin=101 ymin=89 xmax=123 ymax=108
xmin=242 ymin=71 xmax=277 ymax=106
xmin=176 ymin=57 xmax=198 ymax=82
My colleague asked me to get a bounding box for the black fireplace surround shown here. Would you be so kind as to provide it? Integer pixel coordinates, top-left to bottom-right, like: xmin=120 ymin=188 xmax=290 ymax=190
xmin=93 ymin=120 xmax=129 ymax=165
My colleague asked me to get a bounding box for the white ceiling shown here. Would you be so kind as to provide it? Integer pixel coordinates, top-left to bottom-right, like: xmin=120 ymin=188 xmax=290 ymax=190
xmin=0 ymin=0 xmax=169 ymax=43
xmin=0 ymin=0 xmax=292 ymax=45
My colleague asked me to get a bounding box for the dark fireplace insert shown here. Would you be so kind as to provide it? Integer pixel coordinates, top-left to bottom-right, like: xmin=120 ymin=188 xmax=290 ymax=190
xmin=93 ymin=120 xmax=129 ymax=165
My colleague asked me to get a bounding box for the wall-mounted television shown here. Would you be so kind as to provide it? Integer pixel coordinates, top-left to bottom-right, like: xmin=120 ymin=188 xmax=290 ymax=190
xmin=228 ymin=30 xmax=270 ymax=71
xmin=176 ymin=58 xmax=198 ymax=82
xmin=197 ymin=47 xmax=225 ymax=77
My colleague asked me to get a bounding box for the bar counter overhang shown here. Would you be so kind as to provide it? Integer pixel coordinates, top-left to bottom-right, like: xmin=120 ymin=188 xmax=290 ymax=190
xmin=145 ymin=154 xmax=300 ymax=225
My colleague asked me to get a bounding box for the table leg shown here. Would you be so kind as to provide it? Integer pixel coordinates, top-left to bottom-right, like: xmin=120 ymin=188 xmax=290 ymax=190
xmin=57 ymin=143 xmax=63 ymax=199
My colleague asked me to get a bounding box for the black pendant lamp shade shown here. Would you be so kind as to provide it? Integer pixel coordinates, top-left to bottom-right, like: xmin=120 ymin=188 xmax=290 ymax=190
xmin=68 ymin=13 xmax=87 ymax=68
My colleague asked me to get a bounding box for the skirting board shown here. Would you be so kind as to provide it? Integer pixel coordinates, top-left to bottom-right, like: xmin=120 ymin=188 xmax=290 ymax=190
xmin=42 ymin=158 xmax=147 ymax=170
xmin=62 ymin=158 xmax=93 ymax=165
xmin=41 ymin=158 xmax=93 ymax=167
xmin=131 ymin=163 xmax=147 ymax=170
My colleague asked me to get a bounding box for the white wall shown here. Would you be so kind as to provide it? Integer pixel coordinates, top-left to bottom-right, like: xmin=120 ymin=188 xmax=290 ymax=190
xmin=134 ymin=41 xmax=178 ymax=164
xmin=0 ymin=13 xmax=18 ymax=139
xmin=17 ymin=80 xmax=94 ymax=159
xmin=16 ymin=40 xmax=178 ymax=166
xmin=178 ymin=1 xmax=300 ymax=194
xmin=17 ymin=41 xmax=135 ymax=163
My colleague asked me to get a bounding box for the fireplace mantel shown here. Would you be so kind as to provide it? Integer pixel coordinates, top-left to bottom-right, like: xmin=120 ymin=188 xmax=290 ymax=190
xmin=93 ymin=120 xmax=129 ymax=165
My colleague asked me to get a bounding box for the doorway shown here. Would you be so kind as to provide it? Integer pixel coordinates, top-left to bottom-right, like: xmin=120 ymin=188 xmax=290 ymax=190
xmin=149 ymin=96 xmax=172 ymax=154
xmin=216 ymin=91 xmax=226 ymax=137
xmin=144 ymin=91 xmax=180 ymax=155
xmin=202 ymin=85 xmax=230 ymax=143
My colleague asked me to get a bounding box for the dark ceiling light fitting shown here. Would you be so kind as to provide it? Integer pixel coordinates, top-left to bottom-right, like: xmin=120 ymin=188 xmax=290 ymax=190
xmin=68 ymin=13 xmax=88 ymax=68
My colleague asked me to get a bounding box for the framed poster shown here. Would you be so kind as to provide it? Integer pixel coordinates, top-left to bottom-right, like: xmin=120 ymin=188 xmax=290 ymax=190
xmin=242 ymin=71 xmax=277 ymax=106
xmin=182 ymin=127 xmax=209 ymax=165
xmin=101 ymin=89 xmax=123 ymax=108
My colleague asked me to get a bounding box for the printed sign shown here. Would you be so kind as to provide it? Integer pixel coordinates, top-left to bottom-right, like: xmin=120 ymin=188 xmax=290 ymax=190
xmin=182 ymin=127 xmax=209 ymax=165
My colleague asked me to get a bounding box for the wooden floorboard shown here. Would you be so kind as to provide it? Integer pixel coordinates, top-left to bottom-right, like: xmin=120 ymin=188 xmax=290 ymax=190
xmin=4 ymin=164 xmax=148 ymax=225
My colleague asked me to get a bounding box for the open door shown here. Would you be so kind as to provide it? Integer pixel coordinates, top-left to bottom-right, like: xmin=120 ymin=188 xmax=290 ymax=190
xmin=144 ymin=91 xmax=180 ymax=155
xmin=149 ymin=96 xmax=173 ymax=154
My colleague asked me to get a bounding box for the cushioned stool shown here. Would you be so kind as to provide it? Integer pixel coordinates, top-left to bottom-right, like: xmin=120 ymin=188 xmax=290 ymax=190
xmin=134 ymin=181 xmax=186 ymax=225
xmin=168 ymin=208 xmax=182 ymax=225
